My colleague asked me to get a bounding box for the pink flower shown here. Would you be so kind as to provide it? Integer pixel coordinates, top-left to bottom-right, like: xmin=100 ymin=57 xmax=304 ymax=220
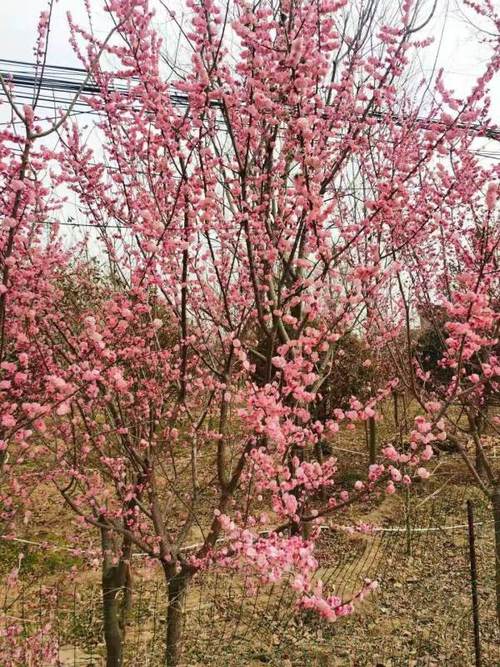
xmin=283 ymin=493 xmax=298 ymax=515
xmin=314 ymin=598 xmax=336 ymax=621
xmin=486 ymin=182 xmax=497 ymax=211
xmin=368 ymin=464 xmax=384 ymax=481
xmin=383 ymin=445 xmax=399 ymax=462
xmin=1 ymin=414 xmax=16 ymax=428
xmin=292 ymin=574 xmax=306 ymax=592
xmin=421 ymin=445 xmax=433 ymax=461
xmin=271 ymin=356 xmax=287 ymax=370
xmin=389 ymin=466 xmax=402 ymax=482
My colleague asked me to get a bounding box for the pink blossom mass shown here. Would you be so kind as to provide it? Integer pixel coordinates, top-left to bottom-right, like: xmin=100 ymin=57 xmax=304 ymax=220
xmin=0 ymin=0 xmax=499 ymax=664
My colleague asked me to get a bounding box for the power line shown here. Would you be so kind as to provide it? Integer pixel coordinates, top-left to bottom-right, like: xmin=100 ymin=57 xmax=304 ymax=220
xmin=1 ymin=58 xmax=499 ymax=144
xmin=0 ymin=58 xmax=199 ymax=109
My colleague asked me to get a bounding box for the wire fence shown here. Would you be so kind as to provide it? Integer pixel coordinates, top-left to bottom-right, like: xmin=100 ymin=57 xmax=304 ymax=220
xmin=1 ymin=487 xmax=499 ymax=666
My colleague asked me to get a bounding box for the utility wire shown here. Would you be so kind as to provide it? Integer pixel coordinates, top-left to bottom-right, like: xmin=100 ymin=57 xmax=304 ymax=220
xmin=1 ymin=58 xmax=499 ymax=143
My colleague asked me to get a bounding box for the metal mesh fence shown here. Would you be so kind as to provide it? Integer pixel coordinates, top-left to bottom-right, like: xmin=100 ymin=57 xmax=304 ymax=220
xmin=2 ymin=487 xmax=499 ymax=666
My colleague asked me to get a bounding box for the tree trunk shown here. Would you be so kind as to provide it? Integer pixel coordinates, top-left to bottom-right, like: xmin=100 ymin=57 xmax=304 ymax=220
xmin=368 ymin=416 xmax=377 ymax=465
xmin=314 ymin=440 xmax=328 ymax=502
xmin=472 ymin=412 xmax=482 ymax=476
xmin=393 ymin=390 xmax=399 ymax=429
xmin=475 ymin=445 xmax=483 ymax=477
xmin=100 ymin=527 xmax=132 ymax=667
xmin=492 ymin=485 xmax=500 ymax=629
xmin=164 ymin=563 xmax=191 ymax=666
xmin=402 ymin=392 xmax=409 ymax=434
xmin=102 ymin=567 xmax=124 ymax=667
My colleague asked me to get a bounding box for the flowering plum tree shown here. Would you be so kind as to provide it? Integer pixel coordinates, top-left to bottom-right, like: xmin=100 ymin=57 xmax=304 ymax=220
xmin=384 ymin=171 xmax=500 ymax=622
xmin=1 ymin=0 xmax=498 ymax=664
xmin=373 ymin=2 xmax=500 ymax=622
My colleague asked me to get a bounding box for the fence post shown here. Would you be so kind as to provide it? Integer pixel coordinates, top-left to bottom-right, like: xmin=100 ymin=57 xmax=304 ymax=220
xmin=467 ymin=500 xmax=482 ymax=667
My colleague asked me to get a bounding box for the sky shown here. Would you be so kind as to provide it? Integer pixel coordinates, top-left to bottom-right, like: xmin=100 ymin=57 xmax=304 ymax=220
xmin=0 ymin=2 xmax=497 ymax=83
xmin=0 ymin=0 xmax=497 ymax=239
xmin=0 ymin=0 xmax=182 ymax=67
xmin=0 ymin=1 xmax=498 ymax=121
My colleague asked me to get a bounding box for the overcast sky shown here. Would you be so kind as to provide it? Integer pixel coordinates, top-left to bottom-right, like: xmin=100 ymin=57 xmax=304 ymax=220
xmin=0 ymin=1 xmax=497 ymax=158
xmin=0 ymin=1 xmax=498 ymax=114
xmin=0 ymin=1 xmax=496 ymax=247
